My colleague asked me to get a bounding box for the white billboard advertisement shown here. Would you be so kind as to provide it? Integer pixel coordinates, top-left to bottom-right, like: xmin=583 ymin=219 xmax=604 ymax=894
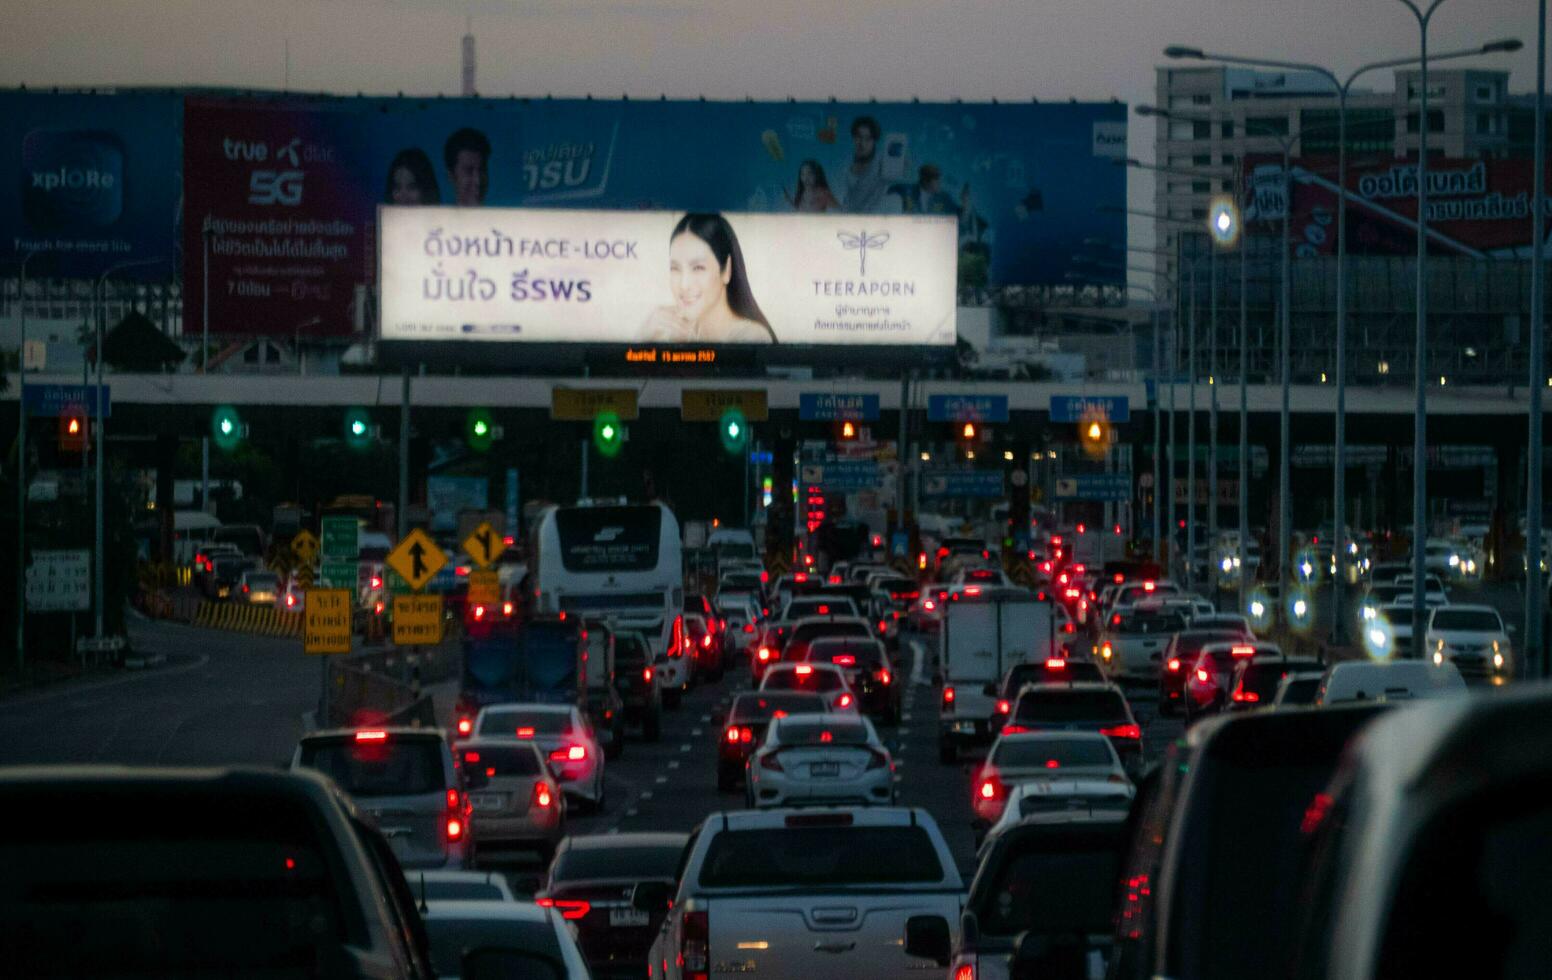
xmin=378 ymin=206 xmax=957 ymax=347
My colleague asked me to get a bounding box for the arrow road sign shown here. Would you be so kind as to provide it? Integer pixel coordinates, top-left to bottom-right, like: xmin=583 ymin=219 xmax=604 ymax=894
xmin=462 ymin=521 xmax=500 ymax=570
xmin=386 ymin=527 xmax=447 ymax=592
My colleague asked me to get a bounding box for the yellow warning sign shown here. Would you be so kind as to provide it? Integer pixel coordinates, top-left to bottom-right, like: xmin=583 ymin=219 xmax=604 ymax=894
xmin=392 ymin=594 xmax=445 ymax=647
xmin=551 ymin=387 xmax=640 ymax=421
xmin=303 ymin=588 xmax=353 ymax=655
xmin=467 ymin=569 xmax=500 ymax=607
xmin=385 ymin=528 xmax=447 ymax=592
xmin=291 ymin=530 xmax=320 ymax=566
xmin=681 ymin=388 xmax=769 ymax=422
xmin=461 ymin=521 xmax=501 ymax=570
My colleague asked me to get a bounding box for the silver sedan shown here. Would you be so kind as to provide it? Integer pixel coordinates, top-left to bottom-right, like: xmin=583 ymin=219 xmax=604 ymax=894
xmin=746 ymin=713 xmax=895 ymax=808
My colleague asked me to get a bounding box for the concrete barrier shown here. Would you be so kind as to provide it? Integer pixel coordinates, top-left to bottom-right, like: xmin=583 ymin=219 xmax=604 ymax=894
xmin=192 ymin=601 xmax=304 ymax=638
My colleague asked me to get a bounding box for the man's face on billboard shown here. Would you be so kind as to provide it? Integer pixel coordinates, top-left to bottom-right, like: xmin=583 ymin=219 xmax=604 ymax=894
xmin=852 ymin=127 xmax=875 ymax=163
xmin=450 ymin=149 xmax=487 ymax=205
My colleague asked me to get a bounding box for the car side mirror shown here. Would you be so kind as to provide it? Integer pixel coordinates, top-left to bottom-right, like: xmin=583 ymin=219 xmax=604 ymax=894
xmin=462 ymin=948 xmax=566 ymax=980
xmin=631 ymin=880 xmax=674 ymax=913
xmin=904 ymin=914 xmax=953 ymax=966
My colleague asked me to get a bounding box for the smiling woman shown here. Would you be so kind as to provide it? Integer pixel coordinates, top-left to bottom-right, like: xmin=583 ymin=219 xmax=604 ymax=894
xmin=639 ymin=212 xmax=776 ymax=344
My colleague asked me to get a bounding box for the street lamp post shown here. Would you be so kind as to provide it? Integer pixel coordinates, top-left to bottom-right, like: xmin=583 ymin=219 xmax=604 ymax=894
xmin=1530 ymin=0 xmax=1547 ymax=679
xmin=15 ymin=250 xmax=39 ymax=671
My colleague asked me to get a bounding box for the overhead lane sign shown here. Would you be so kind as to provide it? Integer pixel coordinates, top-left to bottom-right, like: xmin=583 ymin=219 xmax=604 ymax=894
xmin=800 ymin=393 xmax=880 ymax=422
xmin=386 ymin=528 xmax=448 ymax=592
xmin=682 ymin=389 xmax=769 ymax=422
xmin=927 ymin=395 xmax=1009 ymax=423
xmin=1050 ymin=395 xmax=1130 ymax=423
xmin=552 ymin=387 xmax=640 ymax=421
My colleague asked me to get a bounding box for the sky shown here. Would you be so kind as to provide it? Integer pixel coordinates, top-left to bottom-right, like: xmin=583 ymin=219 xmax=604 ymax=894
xmin=4 ymin=0 xmax=1544 ymax=283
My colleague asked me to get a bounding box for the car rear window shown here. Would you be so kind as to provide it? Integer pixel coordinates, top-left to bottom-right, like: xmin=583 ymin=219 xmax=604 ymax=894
xmin=790 ymin=621 xmax=870 ymax=644
xmin=699 ymin=826 xmax=944 ymax=888
xmin=1118 ymin=612 xmax=1186 ymax=634
xmin=614 ymin=635 xmax=651 ymax=666
xmin=299 ymin=736 xmax=446 ymax=796
xmin=978 ymin=840 xmax=1121 ymax=937
xmin=776 ymin=721 xmax=871 ymax=747
xmin=764 ymin=669 xmax=846 ymax=693
xmin=1173 ymin=631 xmax=1245 ymax=656
xmin=994 ymin=737 xmax=1116 ymax=769
xmin=478 ymin=711 xmax=574 ymax=736
xmin=729 ymin=693 xmax=828 ymax=722
xmin=3 ymin=790 xmax=346 ymax=974
xmin=1014 ymin=690 xmax=1130 ymax=725
xmin=460 ymin=745 xmax=542 ymax=777
xmin=552 ymin=845 xmax=684 ymax=882
xmin=963 ymin=569 xmax=1003 ymax=582
xmin=806 ymin=641 xmax=885 ymax=668
xmin=245 ymin=573 xmax=279 ymax=587
xmin=425 ymin=917 xmax=560 ymax=978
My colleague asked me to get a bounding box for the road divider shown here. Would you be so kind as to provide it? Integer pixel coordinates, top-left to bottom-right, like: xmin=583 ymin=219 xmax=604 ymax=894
xmin=192 ymin=601 xmax=304 ymax=638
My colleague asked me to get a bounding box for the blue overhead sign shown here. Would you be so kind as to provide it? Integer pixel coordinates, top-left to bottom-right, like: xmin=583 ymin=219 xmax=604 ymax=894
xmin=927 ymin=394 xmax=1010 ymax=423
xmin=22 ymin=383 xmax=111 ymax=418
xmin=800 ymin=459 xmax=881 ymax=492
xmin=921 ymin=469 xmax=1005 ymax=499
xmin=1054 ymin=473 xmax=1132 ymax=501
xmin=800 ymin=393 xmax=880 ymax=422
xmin=1050 ymin=395 xmax=1130 ymax=423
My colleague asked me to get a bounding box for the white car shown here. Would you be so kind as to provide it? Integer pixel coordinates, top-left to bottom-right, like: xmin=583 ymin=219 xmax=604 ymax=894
xmin=410 ymin=869 xmax=516 ymax=903
xmin=758 ymin=661 xmax=860 ymax=712
xmin=422 ymin=900 xmax=591 ymax=979
xmin=976 ymin=776 xmax=1136 ymax=854
xmin=1315 ymin=660 xmax=1467 ymax=706
xmin=745 ymin=713 xmax=894 ymax=808
xmin=1097 ymin=606 xmax=1189 ymax=681
xmin=971 ymin=730 xmax=1127 ymax=828
xmin=654 ymin=640 xmax=690 ymax=708
xmin=1394 ymin=573 xmax=1450 ymax=606
xmin=1425 ymin=604 xmax=1513 ymax=683
xmin=471 ymin=704 xmax=607 ymax=813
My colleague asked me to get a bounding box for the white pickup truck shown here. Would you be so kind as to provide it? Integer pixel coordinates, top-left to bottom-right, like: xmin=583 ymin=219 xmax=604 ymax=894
xmin=641 ymin=807 xmax=964 ymax=980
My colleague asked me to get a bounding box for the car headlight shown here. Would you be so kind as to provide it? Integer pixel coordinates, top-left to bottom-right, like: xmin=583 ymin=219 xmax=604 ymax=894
xmin=1432 ymin=650 xmax=1444 ymax=666
xmin=1493 ymin=649 xmax=1505 ymax=669
xmin=1220 ymin=557 xmax=1234 ymax=573
xmin=1448 ymin=554 xmax=1459 ymax=567
xmin=1361 ymin=605 xmax=1376 ymax=621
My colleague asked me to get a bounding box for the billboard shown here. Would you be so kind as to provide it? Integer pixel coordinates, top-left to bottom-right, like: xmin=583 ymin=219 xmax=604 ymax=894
xmin=183 ymin=96 xmax=527 ymax=338
xmin=378 ymin=206 xmax=957 ymax=348
xmin=1244 ymin=154 xmax=1552 ymax=258
xmin=0 ymin=92 xmax=182 ymax=278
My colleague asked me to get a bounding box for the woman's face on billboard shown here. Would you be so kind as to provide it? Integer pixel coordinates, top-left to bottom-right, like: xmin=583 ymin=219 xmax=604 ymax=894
xmin=668 ymin=231 xmax=729 ymax=324
xmin=390 ymin=166 xmax=423 ymax=205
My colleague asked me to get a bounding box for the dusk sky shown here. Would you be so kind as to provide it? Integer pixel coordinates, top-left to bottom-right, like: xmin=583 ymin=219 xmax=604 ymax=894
xmin=6 ymin=0 xmax=1544 ymax=280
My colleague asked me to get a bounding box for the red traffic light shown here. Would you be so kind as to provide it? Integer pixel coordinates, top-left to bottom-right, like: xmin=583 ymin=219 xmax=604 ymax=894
xmin=961 ymin=422 xmax=977 ymax=440
xmin=840 ymin=420 xmax=857 ymax=440
xmin=58 ymin=413 xmax=87 ymax=451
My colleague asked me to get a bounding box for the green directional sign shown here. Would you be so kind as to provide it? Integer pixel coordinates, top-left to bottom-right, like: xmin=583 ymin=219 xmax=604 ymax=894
xmin=321 ymin=560 xmax=358 ymax=590
xmin=321 ymin=516 xmax=360 ymax=561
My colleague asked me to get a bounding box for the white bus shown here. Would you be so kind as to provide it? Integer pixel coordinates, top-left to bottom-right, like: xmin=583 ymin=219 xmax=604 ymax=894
xmin=532 ymin=502 xmax=684 ymax=658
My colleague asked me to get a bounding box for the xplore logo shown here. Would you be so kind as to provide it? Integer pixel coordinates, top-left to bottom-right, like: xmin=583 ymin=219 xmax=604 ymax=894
xmin=22 ymin=130 xmax=125 ymax=229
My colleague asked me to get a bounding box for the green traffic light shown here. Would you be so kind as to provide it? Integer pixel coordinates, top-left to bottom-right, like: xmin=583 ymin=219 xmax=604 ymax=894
xmin=350 ymin=420 xmax=367 ymax=437
xmin=593 ymin=410 xmax=624 ymax=458
xmin=467 ymin=408 xmax=496 ymax=452
xmin=220 ymin=418 xmax=234 ymax=436
xmin=718 ymin=407 xmax=748 ymax=455
xmin=211 ymin=405 xmax=244 ymax=451
xmin=474 ymin=419 xmax=489 ymax=436
xmin=344 ymin=408 xmax=374 ymax=450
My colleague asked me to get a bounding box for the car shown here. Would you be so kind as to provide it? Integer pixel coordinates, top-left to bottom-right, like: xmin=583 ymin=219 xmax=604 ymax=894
xmin=646 ymin=806 xmax=964 ymax=980
xmin=781 ymin=594 xmax=862 ymax=621
xmin=1286 ymin=686 xmax=1552 ymax=980
xmin=1182 ymin=640 xmax=1280 ymax=723
xmin=683 ymin=592 xmax=724 ymax=652
xmin=988 ymin=656 xmax=1108 ymax=733
xmin=976 ymin=775 xmax=1135 ymax=854
xmin=780 ymin=613 xmax=876 ymax=662
xmin=1225 ymin=651 xmax=1326 ymax=710
xmin=746 ymin=713 xmax=895 ymax=807
xmin=1157 ymin=628 xmax=1254 ymax=715
xmin=612 ymin=629 xmax=663 ymax=741
xmin=758 ymin=661 xmax=860 ymax=712
xmin=1393 ymin=572 xmax=1450 ymax=605
xmin=971 ymin=729 xmax=1127 ymax=829
xmin=422 ymin=900 xmax=590 ymax=979
xmin=293 ymin=727 xmax=471 ymax=871
xmin=1097 ymin=607 xmax=1188 ymax=682
xmin=237 ymin=568 xmax=281 ymax=605
xmin=747 ymin=621 xmax=788 ymax=681
xmin=1189 ymin=611 xmax=1255 ymax=634
xmin=1271 ymin=670 xmax=1328 ymax=708
xmin=797 ymin=636 xmax=901 ymax=723
xmin=909 ymin=583 xmax=951 ymax=632
xmin=1003 ymin=681 xmax=1143 ymax=773
xmin=945 ymin=812 xmax=1132 ymax=980
xmin=471 ymin=704 xmax=607 ymax=813
xmin=408 ymin=869 xmax=516 ymax=903
xmin=681 ymin=612 xmax=721 ymax=680
xmin=715 ymin=591 xmax=762 ymax=654
xmin=538 ymin=833 xmax=689 ymax=979
xmin=280 ymin=574 xmax=306 ymax=612
xmin=655 ymin=619 xmax=691 ymax=710
xmin=1315 ymin=660 xmax=1468 ymax=705
xmin=455 ymin=738 xmax=566 ymax=863
xmin=1424 ymin=603 xmax=1513 ymax=682
xmin=1 ymin=766 xmax=437 ymax=978
xmin=1377 ymin=601 xmax=1423 ymax=656
xmin=716 ymin=691 xmax=832 ymax=790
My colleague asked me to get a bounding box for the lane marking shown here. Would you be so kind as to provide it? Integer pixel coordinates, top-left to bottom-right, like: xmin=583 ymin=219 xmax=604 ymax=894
xmin=640 ymin=790 xmax=654 ymax=800
xmin=700 ymin=715 xmax=712 ymax=723
xmin=668 ymin=761 xmax=680 ymax=770
xmin=626 ymin=808 xmax=639 ymax=817
xmin=691 ymin=728 xmax=703 ymax=737
xmin=679 ymin=743 xmax=692 ymax=752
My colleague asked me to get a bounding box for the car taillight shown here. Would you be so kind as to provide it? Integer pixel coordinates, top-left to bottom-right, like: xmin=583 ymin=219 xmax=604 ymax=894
xmin=370 ymin=575 xmax=383 ymax=589
xmin=757 ymin=646 xmax=772 ymax=662
xmin=877 ymin=668 xmax=892 ymax=686
xmin=1196 ymin=668 xmax=1211 ymax=683
xmin=759 ymin=753 xmax=784 ymax=772
xmin=455 ymin=717 xmax=472 ymax=737
xmin=285 ymin=593 xmax=296 ymax=608
xmin=1045 ymin=658 xmax=1066 ymax=670
xmin=1101 ymin=642 xmax=1114 ymax=660
xmin=537 ymin=897 xmax=591 ymax=920
xmin=355 ymin=730 xmax=388 ymax=742
xmin=1101 ymin=723 xmax=1143 ymax=740
xmin=954 ymin=964 xmax=975 ymax=980
xmin=994 ymin=699 xmax=1011 ymax=715
xmin=447 ymin=788 xmax=462 ymax=810
xmin=942 ymin=685 xmax=955 ymax=706
xmin=795 ymin=664 xmax=813 ymax=676
xmin=516 ymin=726 xmax=536 ymax=738
xmin=836 ymin=693 xmax=854 ymax=709
xmin=445 ymin=815 xmax=465 ymax=842
xmin=866 ymin=750 xmax=889 ymax=770
xmin=550 ymin=744 xmax=587 ymax=762
xmin=1231 ymin=645 xmax=1256 ymax=658
xmin=1167 ymin=658 xmax=1181 ymax=672
xmin=241 ymin=584 xmax=249 ymax=593
xmin=923 ymin=599 xmax=936 ymax=611
xmin=726 ymin=725 xmax=753 ymax=744
xmin=374 ymin=600 xmax=385 ymax=615
xmin=643 ymin=666 xmax=655 ymax=683
xmin=533 ymin=782 xmax=554 ymax=808
xmin=978 ymin=775 xmax=1004 ymax=801
xmin=1232 ymin=689 xmax=1261 ymax=703
xmin=743 ymin=622 xmax=755 ymax=633
xmin=1001 ymin=724 xmax=1029 ymax=735
xmin=682 ymin=909 xmax=709 ymax=980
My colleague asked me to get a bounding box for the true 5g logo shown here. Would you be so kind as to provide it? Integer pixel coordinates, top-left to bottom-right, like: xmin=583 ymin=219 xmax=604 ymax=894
xmin=248 ymin=169 xmax=304 ymax=206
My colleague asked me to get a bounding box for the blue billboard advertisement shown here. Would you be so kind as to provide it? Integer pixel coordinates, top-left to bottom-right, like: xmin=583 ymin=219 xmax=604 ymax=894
xmin=0 ymin=92 xmax=182 ymax=278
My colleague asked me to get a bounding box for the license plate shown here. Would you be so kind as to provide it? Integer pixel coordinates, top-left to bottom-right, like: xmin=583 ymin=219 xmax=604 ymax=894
xmin=609 ymin=908 xmax=650 ymax=928
xmin=810 ymin=761 xmax=841 ymax=778
xmin=470 ymin=793 xmax=507 ymax=811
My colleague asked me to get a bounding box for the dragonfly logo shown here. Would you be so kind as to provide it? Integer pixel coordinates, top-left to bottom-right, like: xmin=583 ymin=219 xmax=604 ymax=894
xmin=593 ymin=526 xmax=623 ymax=543
xmin=837 ymin=230 xmax=889 ymax=276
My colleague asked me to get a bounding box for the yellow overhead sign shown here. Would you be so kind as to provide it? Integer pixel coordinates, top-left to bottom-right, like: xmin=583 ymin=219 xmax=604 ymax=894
xmin=385 ymin=528 xmax=447 ymax=592
xmin=551 ymin=387 xmax=640 ymax=421
xmin=303 ymin=588 xmax=353 ymax=655
xmin=392 ymin=594 xmax=445 ymax=647
xmin=461 ymin=521 xmax=502 ymax=570
xmin=681 ymin=389 xmax=768 ymax=422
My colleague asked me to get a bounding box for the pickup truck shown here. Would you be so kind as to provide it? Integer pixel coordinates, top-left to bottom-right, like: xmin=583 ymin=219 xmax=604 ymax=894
xmin=641 ymin=807 xmax=964 ymax=980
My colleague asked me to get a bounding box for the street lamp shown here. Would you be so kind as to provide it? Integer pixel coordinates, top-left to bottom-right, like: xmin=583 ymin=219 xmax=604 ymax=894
xmin=1164 ymin=30 xmax=1521 ymax=643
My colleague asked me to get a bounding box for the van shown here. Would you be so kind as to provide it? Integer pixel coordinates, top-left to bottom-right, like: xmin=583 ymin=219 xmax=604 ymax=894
xmin=1315 ymin=660 xmax=1466 ymax=705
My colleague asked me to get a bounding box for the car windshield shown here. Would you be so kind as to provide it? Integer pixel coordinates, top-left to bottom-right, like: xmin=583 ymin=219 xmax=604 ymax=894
xmin=298 ymin=736 xmax=445 ymax=796
xmin=1013 ymin=690 xmax=1130 ymax=725
xmin=699 ymin=826 xmax=944 ymax=888
xmin=978 ymin=837 xmax=1121 ymax=937
xmin=244 ymin=573 xmax=279 ymax=588
xmin=479 ymin=711 xmax=574 ymax=736
xmin=1277 ymin=676 xmax=1324 ymax=705
xmin=1240 ymin=663 xmax=1319 ymax=702
xmin=1430 ymin=609 xmax=1502 ymax=631
xmin=552 ymin=845 xmax=684 ymax=881
xmin=460 ymin=745 xmax=542 ymax=777
xmin=776 ymin=721 xmax=871 ymax=746
xmin=993 ymin=737 xmax=1115 ymax=769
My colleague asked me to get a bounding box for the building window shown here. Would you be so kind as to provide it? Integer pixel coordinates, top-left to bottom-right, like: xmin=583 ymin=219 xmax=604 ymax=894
xmin=1190 ymin=206 xmax=1206 ymax=220
xmin=1193 ymin=153 xmax=1212 ymax=166
xmin=1192 ymin=94 xmax=1212 ymax=105
xmin=1221 ymin=121 xmax=1235 ymax=138
xmin=1247 ymin=115 xmax=1290 ymax=136
xmin=1193 ymin=120 xmax=1213 ymax=140
xmin=1192 ymin=180 xmax=1211 ymax=194
xmin=1475 ymin=112 xmax=1496 ymax=135
xmin=1222 ymin=179 xmax=1235 ymax=193
xmin=1222 ymin=154 xmax=1235 ymax=166
xmin=1475 ymin=83 xmax=1495 ymax=102
xmin=1405 ymin=109 xmax=1445 ymax=134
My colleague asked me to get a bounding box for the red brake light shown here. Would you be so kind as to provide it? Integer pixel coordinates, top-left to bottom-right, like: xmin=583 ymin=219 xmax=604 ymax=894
xmin=1232 ymin=689 xmax=1261 ymax=703
xmin=1167 ymin=658 xmax=1182 ymax=672
xmin=472 ymin=604 xmax=486 ymax=620
xmin=539 ymin=898 xmax=590 ymax=920
xmin=285 ymin=593 xmax=296 ymax=608
xmin=532 ymin=782 xmax=555 ymax=808
xmin=726 ymin=726 xmax=741 ymax=743
xmin=1101 ymin=723 xmax=1143 ymax=740
xmin=1045 ymin=658 xmax=1067 ymax=669
xmin=955 ymin=964 xmax=976 ymax=980
xmin=743 ymin=622 xmax=755 ymax=633
xmin=877 ymin=669 xmax=892 ymax=685
xmin=1114 ymin=573 xmax=1125 ymax=584
xmin=643 ymin=666 xmax=654 ymax=683
xmin=1231 ymin=644 xmax=1256 ymax=658
xmin=549 ymin=744 xmax=587 ymax=762
xmin=456 ymin=717 xmax=472 ymax=736
xmin=757 ymin=647 xmax=772 ymax=662
xmin=978 ymin=778 xmax=1001 ymax=800
xmin=836 ymin=693 xmax=853 ymax=708
xmin=1196 ymin=668 xmax=1211 ymax=683
xmin=923 ymin=599 xmax=936 ymax=611
xmin=760 ymin=570 xmax=769 ymax=583
xmin=833 ymin=654 xmax=856 ymax=666
xmin=1045 ymin=758 xmax=1061 ymax=769
xmin=794 ymin=572 xmax=808 ymax=583
xmin=445 ymin=816 xmax=464 ymax=841
xmin=502 ymin=601 xmax=514 ymax=616
xmin=1001 ymin=724 xmax=1029 ymax=734
xmin=1144 ymin=581 xmax=1156 ymax=592
xmin=965 ymin=586 xmax=982 ymax=596
xmin=370 ymin=575 xmax=382 ymax=589
xmin=942 ymin=685 xmax=955 ymax=705
xmin=795 ymin=664 xmax=813 ymax=676
xmin=995 ymin=699 xmax=1011 ymax=715
xmin=702 ymin=634 xmax=714 ymax=648
xmin=354 ymin=730 xmax=388 ymax=742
